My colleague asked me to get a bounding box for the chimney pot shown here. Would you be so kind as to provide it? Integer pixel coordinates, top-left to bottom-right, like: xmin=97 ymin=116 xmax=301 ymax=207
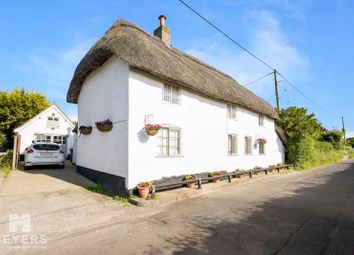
xmin=158 ymin=15 xmax=166 ymax=26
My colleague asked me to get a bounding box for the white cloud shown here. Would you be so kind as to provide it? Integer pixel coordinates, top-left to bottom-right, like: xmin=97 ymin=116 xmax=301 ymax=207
xmin=184 ymin=9 xmax=309 ymax=99
xmin=347 ymin=130 xmax=354 ymax=138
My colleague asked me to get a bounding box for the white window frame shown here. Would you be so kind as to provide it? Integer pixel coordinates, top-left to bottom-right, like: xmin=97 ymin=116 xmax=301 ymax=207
xmin=163 ymin=84 xmax=180 ymax=105
xmin=228 ymin=134 xmax=238 ymax=155
xmin=244 ymin=136 xmax=252 ymax=155
xmin=157 ymin=127 xmax=181 ymax=157
xmin=227 ymin=104 xmax=237 ymax=119
xmin=259 ymin=114 xmax=264 ymax=126
xmin=259 ymin=143 xmax=265 ymax=155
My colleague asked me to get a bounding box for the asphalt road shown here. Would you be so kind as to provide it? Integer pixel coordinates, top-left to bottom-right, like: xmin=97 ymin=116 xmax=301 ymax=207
xmin=38 ymin=160 xmax=354 ymax=254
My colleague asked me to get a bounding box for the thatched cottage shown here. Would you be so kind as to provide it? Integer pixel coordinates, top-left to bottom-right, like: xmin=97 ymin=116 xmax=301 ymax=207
xmin=67 ymin=16 xmax=285 ymax=195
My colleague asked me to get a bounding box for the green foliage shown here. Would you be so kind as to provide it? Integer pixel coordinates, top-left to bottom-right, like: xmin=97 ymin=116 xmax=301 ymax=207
xmin=86 ymin=183 xmax=111 ymax=196
xmin=287 ymin=135 xmax=315 ymax=169
xmin=346 ymin=146 xmax=354 ymax=159
xmin=346 ymin=137 xmax=354 ymax=148
xmin=1 ymin=166 xmax=11 ymax=178
xmin=320 ymin=130 xmax=344 ymax=149
xmin=277 ymin=107 xmax=344 ymax=169
xmin=0 ymin=150 xmax=13 ymax=168
xmin=0 ymin=133 xmax=6 ymax=151
xmin=277 ymin=107 xmax=323 ymax=141
xmin=114 ymin=195 xmax=130 ymax=206
xmin=0 ymin=88 xmax=50 ymax=149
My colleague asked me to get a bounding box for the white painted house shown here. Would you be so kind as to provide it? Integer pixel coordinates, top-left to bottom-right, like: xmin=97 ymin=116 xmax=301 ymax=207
xmin=67 ymin=16 xmax=286 ymax=195
xmin=13 ymin=104 xmax=75 ymax=166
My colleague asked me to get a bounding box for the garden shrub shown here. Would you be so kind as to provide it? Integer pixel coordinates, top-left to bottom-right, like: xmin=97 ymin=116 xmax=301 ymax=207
xmin=0 ymin=149 xmax=13 ymax=168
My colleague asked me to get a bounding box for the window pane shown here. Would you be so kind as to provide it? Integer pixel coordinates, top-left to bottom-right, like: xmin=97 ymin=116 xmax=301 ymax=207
xmin=163 ymin=84 xmax=171 ymax=103
xmin=171 ymin=87 xmax=180 ymax=104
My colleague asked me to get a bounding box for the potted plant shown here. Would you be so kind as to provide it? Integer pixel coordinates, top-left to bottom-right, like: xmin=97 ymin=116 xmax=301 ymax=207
xmin=145 ymin=124 xmax=161 ymax=136
xmin=95 ymin=119 xmax=113 ymax=132
xmin=268 ymin=165 xmax=276 ymax=172
xmin=79 ymin=125 xmax=92 ymax=135
xmin=184 ymin=175 xmax=196 ymax=188
xmin=233 ymin=169 xmax=243 ymax=178
xmin=209 ymin=171 xmax=223 ymax=183
xmin=253 ymin=166 xmax=262 ymax=175
xmin=256 ymin=138 xmax=267 ymax=144
xmin=136 ymin=181 xmax=152 ymax=199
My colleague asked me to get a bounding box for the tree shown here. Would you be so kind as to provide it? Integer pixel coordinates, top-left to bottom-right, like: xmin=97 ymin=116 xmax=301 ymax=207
xmin=319 ymin=129 xmax=344 ymax=149
xmin=347 ymin=137 xmax=354 ymax=148
xmin=0 ymin=88 xmax=50 ymax=149
xmin=276 ymin=107 xmax=323 ymax=140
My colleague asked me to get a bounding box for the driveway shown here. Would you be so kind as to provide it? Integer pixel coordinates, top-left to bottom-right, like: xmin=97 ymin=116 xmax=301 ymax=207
xmin=34 ymin=160 xmax=354 ymax=255
xmin=0 ymin=162 xmax=142 ymax=255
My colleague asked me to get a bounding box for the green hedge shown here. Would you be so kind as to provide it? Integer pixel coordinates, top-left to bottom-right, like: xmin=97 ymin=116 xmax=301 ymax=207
xmin=288 ymin=136 xmax=343 ymax=169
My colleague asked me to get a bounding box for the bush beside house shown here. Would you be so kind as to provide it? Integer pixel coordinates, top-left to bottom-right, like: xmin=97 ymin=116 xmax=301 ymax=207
xmin=277 ymin=106 xmax=345 ymax=169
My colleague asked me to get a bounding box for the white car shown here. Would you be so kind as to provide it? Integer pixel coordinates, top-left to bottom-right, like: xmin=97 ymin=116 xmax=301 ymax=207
xmin=24 ymin=143 xmax=65 ymax=169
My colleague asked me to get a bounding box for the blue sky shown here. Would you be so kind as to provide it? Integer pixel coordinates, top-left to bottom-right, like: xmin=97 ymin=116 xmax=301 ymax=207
xmin=1 ymin=0 xmax=353 ymax=136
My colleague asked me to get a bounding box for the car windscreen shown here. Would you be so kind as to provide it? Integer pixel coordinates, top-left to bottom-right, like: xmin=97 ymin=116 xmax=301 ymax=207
xmin=33 ymin=144 xmax=61 ymax=151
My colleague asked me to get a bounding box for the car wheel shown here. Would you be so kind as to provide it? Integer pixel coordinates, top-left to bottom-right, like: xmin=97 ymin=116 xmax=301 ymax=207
xmin=59 ymin=164 xmax=65 ymax=169
xmin=24 ymin=165 xmax=30 ymax=170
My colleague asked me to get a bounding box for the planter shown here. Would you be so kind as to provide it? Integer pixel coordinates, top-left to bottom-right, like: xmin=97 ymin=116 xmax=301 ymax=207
xmin=145 ymin=128 xmax=159 ymax=136
xmin=79 ymin=126 xmax=92 ymax=135
xmin=235 ymin=173 xmax=243 ymax=178
xmin=96 ymin=123 xmax=113 ymax=132
xmin=186 ymin=182 xmax=195 ymax=189
xmin=137 ymin=186 xmax=150 ymax=199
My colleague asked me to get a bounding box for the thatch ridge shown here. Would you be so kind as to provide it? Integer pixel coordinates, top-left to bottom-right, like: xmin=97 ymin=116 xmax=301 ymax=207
xmin=67 ymin=19 xmax=278 ymax=119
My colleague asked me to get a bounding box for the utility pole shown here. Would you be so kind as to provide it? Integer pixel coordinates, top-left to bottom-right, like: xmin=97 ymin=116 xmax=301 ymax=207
xmin=274 ymin=69 xmax=280 ymax=114
xmin=342 ymin=116 xmax=346 ymax=144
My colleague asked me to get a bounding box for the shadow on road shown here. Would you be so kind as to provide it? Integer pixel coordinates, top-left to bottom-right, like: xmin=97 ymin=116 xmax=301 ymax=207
xmin=156 ymin=161 xmax=354 ymax=255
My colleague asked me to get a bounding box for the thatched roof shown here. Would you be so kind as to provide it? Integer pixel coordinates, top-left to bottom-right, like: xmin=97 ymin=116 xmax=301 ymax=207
xmin=67 ymin=19 xmax=278 ymax=119
xmin=275 ymin=125 xmax=288 ymax=145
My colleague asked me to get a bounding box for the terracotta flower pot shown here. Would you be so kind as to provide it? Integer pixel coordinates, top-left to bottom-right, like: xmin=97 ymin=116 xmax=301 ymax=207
xmin=145 ymin=128 xmax=159 ymax=136
xmin=186 ymin=182 xmax=195 ymax=189
xmin=137 ymin=187 xmax=150 ymax=199
xmin=212 ymin=178 xmax=220 ymax=183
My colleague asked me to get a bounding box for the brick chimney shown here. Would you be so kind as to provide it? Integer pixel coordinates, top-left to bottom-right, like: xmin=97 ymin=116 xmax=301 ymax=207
xmin=154 ymin=15 xmax=171 ymax=47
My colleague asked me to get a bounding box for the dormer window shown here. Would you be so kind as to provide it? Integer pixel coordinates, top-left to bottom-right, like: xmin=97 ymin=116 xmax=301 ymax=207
xmin=47 ymin=115 xmax=59 ymax=129
xmin=163 ymin=84 xmax=180 ymax=104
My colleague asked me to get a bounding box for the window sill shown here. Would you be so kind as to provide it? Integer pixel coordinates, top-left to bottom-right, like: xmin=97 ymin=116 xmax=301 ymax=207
xmin=155 ymin=155 xmax=184 ymax=158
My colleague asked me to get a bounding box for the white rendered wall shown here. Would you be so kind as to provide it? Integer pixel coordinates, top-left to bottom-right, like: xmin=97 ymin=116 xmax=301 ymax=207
xmin=16 ymin=106 xmax=74 ymax=155
xmin=77 ymin=57 xmax=129 ymax=181
xmin=127 ymin=70 xmax=284 ymax=189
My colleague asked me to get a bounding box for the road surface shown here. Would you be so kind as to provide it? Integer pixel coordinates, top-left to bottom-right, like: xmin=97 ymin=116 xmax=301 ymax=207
xmin=22 ymin=160 xmax=354 ymax=254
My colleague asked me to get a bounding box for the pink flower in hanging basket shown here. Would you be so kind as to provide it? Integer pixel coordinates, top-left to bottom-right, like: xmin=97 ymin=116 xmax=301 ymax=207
xmin=144 ymin=124 xmax=161 ymax=136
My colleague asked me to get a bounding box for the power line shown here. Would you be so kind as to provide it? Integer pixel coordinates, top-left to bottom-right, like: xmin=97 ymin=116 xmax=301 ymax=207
xmin=277 ymin=72 xmax=337 ymax=117
xmin=177 ymin=0 xmax=275 ymax=70
xmin=177 ymin=0 xmax=340 ymax=119
xmin=244 ymin=72 xmax=273 ymax=87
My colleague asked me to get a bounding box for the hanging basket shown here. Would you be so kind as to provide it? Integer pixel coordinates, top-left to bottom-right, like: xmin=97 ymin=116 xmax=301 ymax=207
xmin=79 ymin=126 xmax=92 ymax=135
xmin=95 ymin=119 xmax=113 ymax=132
xmin=145 ymin=128 xmax=159 ymax=136
xmin=144 ymin=124 xmax=161 ymax=136
xmin=256 ymin=138 xmax=267 ymax=144
xmin=96 ymin=123 xmax=113 ymax=132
